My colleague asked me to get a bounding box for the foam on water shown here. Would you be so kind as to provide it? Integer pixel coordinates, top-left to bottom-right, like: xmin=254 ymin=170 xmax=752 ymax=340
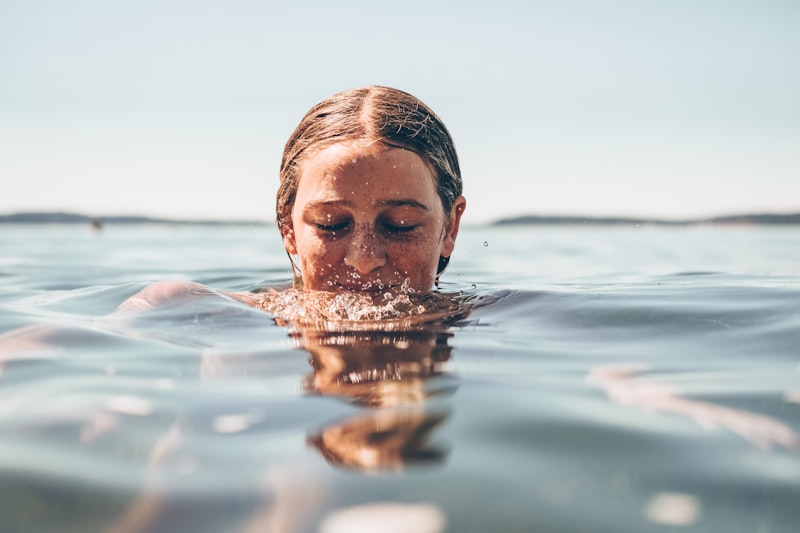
xmin=252 ymin=281 xmax=484 ymax=331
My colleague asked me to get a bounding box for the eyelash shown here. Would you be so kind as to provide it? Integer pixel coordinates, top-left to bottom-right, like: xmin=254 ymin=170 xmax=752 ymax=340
xmin=316 ymin=222 xmax=349 ymax=232
xmin=314 ymin=221 xmax=418 ymax=235
xmin=383 ymin=223 xmax=417 ymax=234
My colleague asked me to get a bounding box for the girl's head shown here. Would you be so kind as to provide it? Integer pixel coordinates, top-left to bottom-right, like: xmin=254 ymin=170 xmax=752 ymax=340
xmin=277 ymin=86 xmax=466 ymax=293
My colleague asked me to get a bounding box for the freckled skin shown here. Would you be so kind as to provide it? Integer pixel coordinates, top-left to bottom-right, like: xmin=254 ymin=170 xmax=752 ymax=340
xmin=284 ymin=143 xmax=466 ymax=293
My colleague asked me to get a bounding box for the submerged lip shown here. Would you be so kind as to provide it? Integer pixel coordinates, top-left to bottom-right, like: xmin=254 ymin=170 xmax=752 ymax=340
xmin=339 ymin=285 xmax=393 ymax=294
xmin=330 ymin=280 xmax=399 ymax=294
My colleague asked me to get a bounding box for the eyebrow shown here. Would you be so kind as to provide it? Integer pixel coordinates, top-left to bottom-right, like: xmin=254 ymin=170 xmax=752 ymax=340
xmin=378 ymin=199 xmax=431 ymax=210
xmin=304 ymin=199 xmax=431 ymax=211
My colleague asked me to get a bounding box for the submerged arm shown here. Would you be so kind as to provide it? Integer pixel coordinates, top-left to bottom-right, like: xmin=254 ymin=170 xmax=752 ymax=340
xmin=587 ymin=364 xmax=799 ymax=451
xmin=0 ymin=280 xmax=258 ymax=366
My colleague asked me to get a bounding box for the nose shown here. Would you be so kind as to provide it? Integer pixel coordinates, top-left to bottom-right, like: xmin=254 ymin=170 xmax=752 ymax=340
xmin=343 ymin=226 xmax=386 ymax=275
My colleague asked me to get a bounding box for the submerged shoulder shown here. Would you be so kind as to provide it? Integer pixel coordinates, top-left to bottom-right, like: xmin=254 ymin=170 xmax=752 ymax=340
xmin=115 ymin=280 xmax=261 ymax=314
xmin=115 ymin=280 xmax=216 ymax=313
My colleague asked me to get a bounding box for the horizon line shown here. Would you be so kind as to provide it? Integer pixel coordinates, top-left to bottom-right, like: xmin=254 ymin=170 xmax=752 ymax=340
xmin=2 ymin=209 xmax=800 ymax=226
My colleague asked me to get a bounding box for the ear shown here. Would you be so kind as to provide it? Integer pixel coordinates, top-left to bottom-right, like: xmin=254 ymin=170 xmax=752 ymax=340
xmin=440 ymin=196 xmax=466 ymax=258
xmin=282 ymin=223 xmax=298 ymax=255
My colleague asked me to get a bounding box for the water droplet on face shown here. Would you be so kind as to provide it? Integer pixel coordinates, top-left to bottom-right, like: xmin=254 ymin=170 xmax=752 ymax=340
xmin=483 ymin=241 xmax=488 ymax=247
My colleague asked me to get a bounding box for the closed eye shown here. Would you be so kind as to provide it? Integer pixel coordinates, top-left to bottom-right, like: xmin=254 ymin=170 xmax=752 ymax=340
xmin=383 ymin=223 xmax=417 ymax=234
xmin=316 ymin=221 xmax=350 ymax=232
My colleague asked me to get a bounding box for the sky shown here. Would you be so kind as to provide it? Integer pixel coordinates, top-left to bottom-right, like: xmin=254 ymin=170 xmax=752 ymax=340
xmin=1 ymin=0 xmax=798 ymax=225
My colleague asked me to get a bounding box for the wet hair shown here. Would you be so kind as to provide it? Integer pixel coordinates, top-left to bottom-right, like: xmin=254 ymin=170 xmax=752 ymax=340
xmin=276 ymin=86 xmax=462 ymax=236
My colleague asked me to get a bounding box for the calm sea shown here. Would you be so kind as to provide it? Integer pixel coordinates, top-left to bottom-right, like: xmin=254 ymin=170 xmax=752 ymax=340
xmin=1 ymin=223 xmax=799 ymax=533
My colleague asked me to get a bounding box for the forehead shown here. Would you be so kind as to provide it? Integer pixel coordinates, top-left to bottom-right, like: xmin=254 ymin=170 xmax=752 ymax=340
xmin=301 ymin=142 xmax=430 ymax=175
xmin=296 ymin=142 xmax=438 ymax=200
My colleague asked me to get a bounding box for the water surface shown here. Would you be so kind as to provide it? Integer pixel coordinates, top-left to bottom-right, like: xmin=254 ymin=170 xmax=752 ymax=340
xmin=1 ymin=224 xmax=799 ymax=532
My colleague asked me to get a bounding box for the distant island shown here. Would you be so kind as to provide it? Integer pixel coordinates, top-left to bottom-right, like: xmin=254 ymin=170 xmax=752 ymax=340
xmin=1 ymin=211 xmax=799 ymax=227
xmin=0 ymin=212 xmax=269 ymax=226
xmin=492 ymin=213 xmax=800 ymax=226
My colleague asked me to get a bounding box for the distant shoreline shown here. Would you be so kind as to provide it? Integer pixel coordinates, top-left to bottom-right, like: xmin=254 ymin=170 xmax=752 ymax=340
xmin=0 ymin=212 xmax=270 ymax=226
xmin=492 ymin=213 xmax=800 ymax=226
xmin=1 ymin=211 xmax=799 ymax=227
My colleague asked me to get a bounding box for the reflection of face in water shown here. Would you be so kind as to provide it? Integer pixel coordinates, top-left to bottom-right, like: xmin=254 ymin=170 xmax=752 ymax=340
xmin=296 ymin=328 xmax=457 ymax=472
xmin=300 ymin=329 xmax=455 ymax=407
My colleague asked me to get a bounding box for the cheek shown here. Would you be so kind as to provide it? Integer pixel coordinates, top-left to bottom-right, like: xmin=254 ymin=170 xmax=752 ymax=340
xmin=296 ymin=233 xmax=344 ymax=276
xmin=388 ymin=237 xmax=441 ymax=271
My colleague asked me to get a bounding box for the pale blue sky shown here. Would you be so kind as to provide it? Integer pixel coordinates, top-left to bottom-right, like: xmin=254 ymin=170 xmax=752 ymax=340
xmin=2 ymin=0 xmax=798 ymax=224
